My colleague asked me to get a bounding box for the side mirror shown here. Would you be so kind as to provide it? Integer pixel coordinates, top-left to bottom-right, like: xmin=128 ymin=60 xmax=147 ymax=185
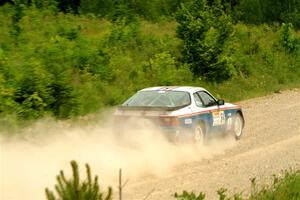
xmin=217 ymin=99 xmax=225 ymax=105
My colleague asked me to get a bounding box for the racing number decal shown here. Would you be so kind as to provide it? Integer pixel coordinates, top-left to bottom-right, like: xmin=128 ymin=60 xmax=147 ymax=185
xmin=212 ymin=111 xmax=225 ymax=126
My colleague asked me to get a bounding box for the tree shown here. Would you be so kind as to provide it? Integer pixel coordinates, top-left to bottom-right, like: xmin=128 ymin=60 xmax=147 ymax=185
xmin=237 ymin=0 xmax=300 ymax=29
xmin=176 ymin=0 xmax=236 ymax=82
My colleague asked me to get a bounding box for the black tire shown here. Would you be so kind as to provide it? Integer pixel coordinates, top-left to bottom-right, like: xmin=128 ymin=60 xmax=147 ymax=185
xmin=193 ymin=122 xmax=206 ymax=144
xmin=232 ymin=113 xmax=244 ymax=140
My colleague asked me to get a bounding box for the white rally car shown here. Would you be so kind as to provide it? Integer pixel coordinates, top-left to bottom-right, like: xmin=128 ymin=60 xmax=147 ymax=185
xmin=114 ymin=86 xmax=245 ymax=143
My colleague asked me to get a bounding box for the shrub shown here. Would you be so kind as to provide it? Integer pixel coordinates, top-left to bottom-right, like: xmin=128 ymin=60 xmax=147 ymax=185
xmin=280 ymin=23 xmax=299 ymax=53
xmin=174 ymin=191 xmax=205 ymax=200
xmin=140 ymin=51 xmax=193 ymax=86
xmin=248 ymin=170 xmax=300 ymax=200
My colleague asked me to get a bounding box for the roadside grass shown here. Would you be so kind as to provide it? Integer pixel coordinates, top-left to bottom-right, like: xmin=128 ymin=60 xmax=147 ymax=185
xmin=174 ymin=170 xmax=300 ymax=200
xmin=248 ymin=171 xmax=300 ymax=200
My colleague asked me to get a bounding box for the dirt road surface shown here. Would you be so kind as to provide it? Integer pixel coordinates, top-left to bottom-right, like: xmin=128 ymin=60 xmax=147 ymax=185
xmin=123 ymin=89 xmax=300 ymax=199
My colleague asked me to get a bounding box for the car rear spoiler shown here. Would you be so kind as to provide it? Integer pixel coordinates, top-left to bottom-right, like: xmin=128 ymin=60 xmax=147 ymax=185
xmin=118 ymin=104 xmax=188 ymax=112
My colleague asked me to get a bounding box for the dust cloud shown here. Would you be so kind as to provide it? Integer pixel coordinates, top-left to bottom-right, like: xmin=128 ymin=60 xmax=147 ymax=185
xmin=0 ymin=113 xmax=236 ymax=200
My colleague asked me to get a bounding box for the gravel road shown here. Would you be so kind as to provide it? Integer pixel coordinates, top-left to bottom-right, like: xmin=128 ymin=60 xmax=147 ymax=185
xmin=123 ymin=89 xmax=300 ymax=200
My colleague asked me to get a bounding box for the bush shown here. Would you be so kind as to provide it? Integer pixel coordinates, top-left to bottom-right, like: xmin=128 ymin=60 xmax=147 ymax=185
xmin=279 ymin=23 xmax=299 ymax=53
xmin=174 ymin=191 xmax=205 ymax=200
xmin=140 ymin=52 xmax=192 ymax=86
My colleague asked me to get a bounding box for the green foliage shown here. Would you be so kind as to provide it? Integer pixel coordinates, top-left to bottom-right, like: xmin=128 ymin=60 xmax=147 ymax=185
xmin=174 ymin=170 xmax=300 ymax=200
xmin=174 ymin=191 xmax=205 ymax=200
xmin=45 ymin=160 xmax=112 ymax=200
xmin=174 ymin=189 xmax=240 ymax=200
xmin=248 ymin=170 xmax=300 ymax=200
xmin=140 ymin=52 xmax=192 ymax=86
xmin=280 ymin=23 xmax=299 ymax=53
xmin=176 ymin=0 xmax=236 ymax=82
xmin=4 ymin=0 xmax=300 ymax=27
xmin=11 ymin=1 xmax=25 ymax=38
xmin=0 ymin=5 xmax=193 ymax=120
xmin=0 ymin=2 xmax=300 ymax=124
xmin=80 ymin=0 xmax=192 ymax=21
xmin=237 ymin=0 xmax=300 ymax=29
xmin=0 ymin=5 xmax=116 ymax=119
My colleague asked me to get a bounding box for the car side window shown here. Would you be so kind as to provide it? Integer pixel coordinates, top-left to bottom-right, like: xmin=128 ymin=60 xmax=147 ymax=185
xmin=193 ymin=93 xmax=203 ymax=107
xmin=197 ymin=91 xmax=217 ymax=107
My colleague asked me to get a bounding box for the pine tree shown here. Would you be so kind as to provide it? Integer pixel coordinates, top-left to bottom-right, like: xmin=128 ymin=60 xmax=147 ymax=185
xmin=45 ymin=160 xmax=112 ymax=200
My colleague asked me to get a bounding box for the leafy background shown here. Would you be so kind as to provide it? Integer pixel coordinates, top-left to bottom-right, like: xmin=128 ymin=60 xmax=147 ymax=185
xmin=0 ymin=0 xmax=299 ymax=125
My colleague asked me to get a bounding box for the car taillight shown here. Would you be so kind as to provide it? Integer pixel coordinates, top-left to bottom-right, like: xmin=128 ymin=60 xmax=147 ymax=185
xmin=160 ymin=116 xmax=180 ymax=126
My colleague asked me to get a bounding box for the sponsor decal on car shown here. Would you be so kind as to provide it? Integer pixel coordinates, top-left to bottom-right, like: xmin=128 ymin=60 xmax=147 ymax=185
xmin=184 ymin=118 xmax=193 ymax=124
xmin=212 ymin=110 xmax=225 ymax=126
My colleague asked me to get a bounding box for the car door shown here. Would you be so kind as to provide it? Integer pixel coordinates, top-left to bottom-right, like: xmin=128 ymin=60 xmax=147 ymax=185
xmin=195 ymin=91 xmax=225 ymax=134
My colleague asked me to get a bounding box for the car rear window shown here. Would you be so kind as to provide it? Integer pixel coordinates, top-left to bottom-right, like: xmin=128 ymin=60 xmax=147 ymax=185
xmin=123 ymin=90 xmax=191 ymax=107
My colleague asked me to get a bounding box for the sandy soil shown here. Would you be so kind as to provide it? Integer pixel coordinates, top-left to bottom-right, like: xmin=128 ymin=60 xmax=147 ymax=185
xmin=123 ymin=89 xmax=300 ymax=200
xmin=1 ymin=89 xmax=299 ymax=200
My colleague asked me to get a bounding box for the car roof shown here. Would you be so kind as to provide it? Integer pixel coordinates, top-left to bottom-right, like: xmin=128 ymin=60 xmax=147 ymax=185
xmin=139 ymin=86 xmax=207 ymax=93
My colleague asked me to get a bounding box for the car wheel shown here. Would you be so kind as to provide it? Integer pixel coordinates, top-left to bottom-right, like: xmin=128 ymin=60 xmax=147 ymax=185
xmin=232 ymin=113 xmax=244 ymax=140
xmin=194 ymin=123 xmax=205 ymax=144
